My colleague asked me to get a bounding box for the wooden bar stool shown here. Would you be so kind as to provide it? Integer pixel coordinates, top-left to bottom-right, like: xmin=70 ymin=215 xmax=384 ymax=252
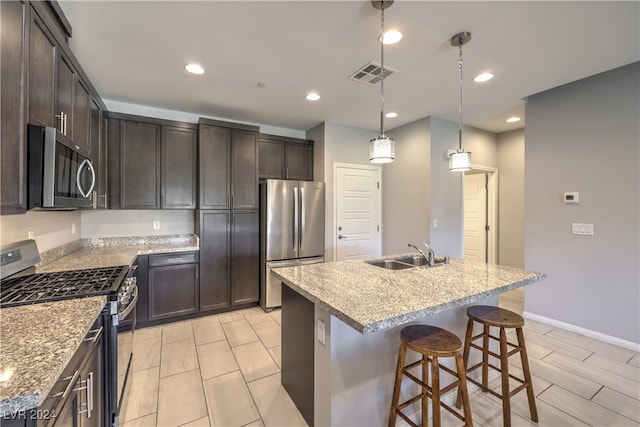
xmin=389 ymin=324 xmax=473 ymax=427
xmin=456 ymin=305 xmax=538 ymax=427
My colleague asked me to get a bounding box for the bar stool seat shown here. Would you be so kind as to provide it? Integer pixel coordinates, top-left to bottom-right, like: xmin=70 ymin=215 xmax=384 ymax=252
xmin=456 ymin=305 xmax=538 ymax=427
xmin=389 ymin=324 xmax=473 ymax=427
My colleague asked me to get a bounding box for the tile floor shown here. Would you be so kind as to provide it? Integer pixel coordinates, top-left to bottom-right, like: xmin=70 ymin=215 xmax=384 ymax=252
xmin=119 ymin=290 xmax=639 ymax=426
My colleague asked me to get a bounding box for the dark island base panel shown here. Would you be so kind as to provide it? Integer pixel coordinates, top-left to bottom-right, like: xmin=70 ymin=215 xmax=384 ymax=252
xmin=281 ymin=284 xmax=315 ymax=427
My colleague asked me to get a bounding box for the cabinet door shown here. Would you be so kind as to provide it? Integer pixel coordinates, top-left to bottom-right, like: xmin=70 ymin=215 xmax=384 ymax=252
xmin=28 ymin=11 xmax=56 ymax=128
xmin=120 ymin=120 xmax=160 ymax=209
xmin=162 ymin=126 xmax=196 ymax=209
xmin=149 ymin=264 xmax=199 ymax=320
xmin=198 ymin=125 xmax=230 ymax=209
xmin=231 ymin=210 xmax=259 ymax=305
xmin=258 ymin=138 xmax=284 ymax=179
xmin=74 ymin=78 xmax=91 ymax=154
xmin=78 ymin=334 xmax=104 ymax=427
xmin=106 ymin=117 xmax=121 ymax=209
xmin=1 ymin=0 xmax=28 ymax=214
xmin=90 ymin=98 xmax=106 ymax=208
xmin=231 ymin=130 xmax=258 ymax=209
xmin=56 ymin=51 xmax=75 ymax=137
xmin=285 ymin=141 xmax=313 ymax=181
xmin=198 ymin=210 xmax=231 ymax=311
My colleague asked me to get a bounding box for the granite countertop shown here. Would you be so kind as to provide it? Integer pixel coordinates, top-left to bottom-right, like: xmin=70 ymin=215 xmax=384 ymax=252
xmin=272 ymin=254 xmax=546 ymax=334
xmin=0 ymin=296 xmax=107 ymax=417
xmin=0 ymin=234 xmax=200 ymax=416
xmin=36 ymin=234 xmax=199 ymax=273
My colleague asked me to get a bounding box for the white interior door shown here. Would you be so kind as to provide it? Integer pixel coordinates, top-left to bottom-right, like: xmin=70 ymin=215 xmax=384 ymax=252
xmin=335 ymin=164 xmax=381 ymax=261
xmin=464 ymin=172 xmax=487 ymax=262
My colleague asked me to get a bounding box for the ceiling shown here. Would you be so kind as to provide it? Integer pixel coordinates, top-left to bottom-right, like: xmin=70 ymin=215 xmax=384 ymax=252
xmin=58 ymin=1 xmax=639 ymax=134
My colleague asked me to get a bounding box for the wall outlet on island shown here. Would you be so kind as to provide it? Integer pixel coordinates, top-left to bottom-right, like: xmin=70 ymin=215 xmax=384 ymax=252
xmin=71 ymin=223 xmax=76 ymax=234
xmin=153 ymin=220 xmax=160 ymax=230
xmin=317 ymin=319 xmax=326 ymax=346
xmin=28 ymin=230 xmax=35 ymax=240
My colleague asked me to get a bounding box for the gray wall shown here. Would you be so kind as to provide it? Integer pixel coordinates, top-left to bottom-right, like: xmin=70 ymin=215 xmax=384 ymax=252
xmin=384 ymin=117 xmax=431 ymax=254
xmin=307 ymin=122 xmax=377 ymax=262
xmin=524 ymin=62 xmax=640 ymax=344
xmin=497 ymin=129 xmax=525 ymax=268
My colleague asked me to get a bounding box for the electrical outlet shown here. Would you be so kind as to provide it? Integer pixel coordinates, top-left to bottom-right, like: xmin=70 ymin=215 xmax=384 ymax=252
xmin=28 ymin=230 xmax=35 ymax=240
xmin=432 ymin=219 xmax=438 ymax=229
xmin=153 ymin=220 xmax=160 ymax=230
xmin=71 ymin=223 xmax=76 ymax=234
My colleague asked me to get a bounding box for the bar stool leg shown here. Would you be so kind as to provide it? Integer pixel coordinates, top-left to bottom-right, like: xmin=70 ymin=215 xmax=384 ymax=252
xmin=516 ymin=327 xmax=539 ymax=423
xmin=431 ymin=356 xmax=441 ymax=427
xmin=454 ymin=354 xmax=474 ymax=427
xmin=482 ymin=324 xmax=490 ymax=390
xmin=422 ymin=354 xmax=429 ymax=426
xmin=499 ymin=327 xmax=511 ymax=427
xmin=456 ymin=318 xmax=475 ymax=409
xmin=389 ymin=343 xmax=407 ymax=427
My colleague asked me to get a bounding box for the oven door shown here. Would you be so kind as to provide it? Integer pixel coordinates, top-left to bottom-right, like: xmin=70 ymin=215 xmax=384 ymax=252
xmin=110 ymin=279 xmax=138 ymax=426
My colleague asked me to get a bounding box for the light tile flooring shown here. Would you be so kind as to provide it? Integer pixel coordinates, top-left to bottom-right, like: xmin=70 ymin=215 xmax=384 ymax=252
xmin=120 ymin=290 xmax=639 ymax=426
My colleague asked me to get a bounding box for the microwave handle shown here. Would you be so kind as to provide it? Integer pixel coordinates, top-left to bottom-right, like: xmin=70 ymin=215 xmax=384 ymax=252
xmin=77 ymin=159 xmax=96 ymax=198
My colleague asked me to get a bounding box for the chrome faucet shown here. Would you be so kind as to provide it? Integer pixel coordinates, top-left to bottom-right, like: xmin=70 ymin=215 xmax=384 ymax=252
xmin=408 ymin=243 xmax=429 ymax=264
xmin=422 ymin=242 xmax=435 ymax=266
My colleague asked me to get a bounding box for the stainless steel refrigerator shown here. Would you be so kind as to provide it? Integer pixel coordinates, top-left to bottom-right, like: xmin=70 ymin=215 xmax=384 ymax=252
xmin=260 ymin=179 xmax=325 ymax=310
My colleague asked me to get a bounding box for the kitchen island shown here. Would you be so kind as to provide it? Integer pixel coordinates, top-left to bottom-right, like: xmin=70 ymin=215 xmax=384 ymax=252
xmin=272 ymin=255 xmax=546 ymax=426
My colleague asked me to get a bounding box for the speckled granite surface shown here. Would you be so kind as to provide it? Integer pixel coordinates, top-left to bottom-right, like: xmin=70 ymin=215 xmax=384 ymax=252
xmin=36 ymin=234 xmax=199 ymax=272
xmin=272 ymin=255 xmax=546 ymax=334
xmin=1 ymin=234 xmax=199 ymax=415
xmin=0 ymin=297 xmax=107 ymax=416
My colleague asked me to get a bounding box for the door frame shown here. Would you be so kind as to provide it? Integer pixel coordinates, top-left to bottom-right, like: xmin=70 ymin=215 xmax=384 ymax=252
xmin=465 ymin=165 xmax=498 ymax=264
xmin=333 ymin=162 xmax=382 ymax=262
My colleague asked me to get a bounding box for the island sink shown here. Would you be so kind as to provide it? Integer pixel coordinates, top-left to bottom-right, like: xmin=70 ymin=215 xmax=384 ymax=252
xmin=366 ymin=255 xmax=447 ymax=270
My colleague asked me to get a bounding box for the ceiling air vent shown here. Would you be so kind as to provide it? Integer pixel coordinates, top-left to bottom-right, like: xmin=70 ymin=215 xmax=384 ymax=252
xmin=349 ymin=61 xmax=397 ymax=85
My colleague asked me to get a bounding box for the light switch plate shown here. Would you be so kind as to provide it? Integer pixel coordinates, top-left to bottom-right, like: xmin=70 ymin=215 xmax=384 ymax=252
xmin=317 ymin=319 xmax=326 ymax=346
xmin=572 ymin=223 xmax=594 ymax=235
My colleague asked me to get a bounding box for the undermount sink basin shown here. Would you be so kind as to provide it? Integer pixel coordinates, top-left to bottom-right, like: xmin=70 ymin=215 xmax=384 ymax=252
xmin=366 ymin=255 xmax=448 ymax=270
xmin=366 ymin=259 xmax=416 ymax=270
xmin=392 ymin=255 xmax=430 ymax=266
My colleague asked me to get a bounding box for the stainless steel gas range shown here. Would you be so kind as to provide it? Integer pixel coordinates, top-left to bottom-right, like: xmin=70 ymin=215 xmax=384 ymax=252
xmin=0 ymin=240 xmax=138 ymax=427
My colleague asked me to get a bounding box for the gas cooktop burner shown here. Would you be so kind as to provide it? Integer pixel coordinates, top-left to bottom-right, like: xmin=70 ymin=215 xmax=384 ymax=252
xmin=0 ymin=265 xmax=128 ymax=308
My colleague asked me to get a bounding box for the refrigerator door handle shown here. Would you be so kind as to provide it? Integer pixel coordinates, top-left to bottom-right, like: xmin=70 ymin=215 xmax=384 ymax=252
xmin=300 ymin=186 xmax=305 ymax=253
xmin=293 ymin=186 xmax=299 ymax=256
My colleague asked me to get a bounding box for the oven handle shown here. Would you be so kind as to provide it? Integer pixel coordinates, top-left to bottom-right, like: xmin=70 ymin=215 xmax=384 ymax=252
xmin=119 ymin=283 xmax=138 ymax=321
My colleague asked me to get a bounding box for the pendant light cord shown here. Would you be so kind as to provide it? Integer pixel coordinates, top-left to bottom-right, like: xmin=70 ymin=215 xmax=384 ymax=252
xmin=379 ymin=4 xmax=386 ymax=137
xmin=458 ymin=40 xmax=463 ymax=151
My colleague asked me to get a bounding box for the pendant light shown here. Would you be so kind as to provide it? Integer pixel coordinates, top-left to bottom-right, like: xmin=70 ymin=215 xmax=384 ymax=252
xmin=369 ymin=0 xmax=395 ymax=164
xmin=449 ymin=32 xmax=472 ymax=172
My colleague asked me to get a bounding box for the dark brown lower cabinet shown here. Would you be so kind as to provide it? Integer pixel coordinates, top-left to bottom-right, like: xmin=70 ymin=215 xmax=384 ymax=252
xmin=197 ymin=209 xmax=259 ymax=312
xmin=148 ymin=252 xmax=199 ymax=321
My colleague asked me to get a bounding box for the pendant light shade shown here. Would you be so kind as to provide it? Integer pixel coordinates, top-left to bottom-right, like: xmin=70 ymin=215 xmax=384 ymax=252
xmin=449 ymin=31 xmax=472 ymax=172
xmin=369 ymin=0 xmax=396 ymax=164
xmin=369 ymin=135 xmax=395 ymax=163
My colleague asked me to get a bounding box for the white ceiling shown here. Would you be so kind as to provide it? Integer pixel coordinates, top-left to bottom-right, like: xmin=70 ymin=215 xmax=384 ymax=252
xmin=58 ymin=1 xmax=639 ymax=134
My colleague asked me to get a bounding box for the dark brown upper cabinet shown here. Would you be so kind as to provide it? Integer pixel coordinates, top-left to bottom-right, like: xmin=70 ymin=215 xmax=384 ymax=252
xmin=1 ymin=0 xmax=29 ymax=214
xmin=198 ymin=119 xmax=259 ymax=210
xmin=107 ymin=113 xmax=197 ymax=209
xmin=259 ymin=134 xmax=314 ymax=181
xmin=1 ymin=1 xmax=105 ymax=215
xmin=162 ymin=126 xmax=197 ymax=209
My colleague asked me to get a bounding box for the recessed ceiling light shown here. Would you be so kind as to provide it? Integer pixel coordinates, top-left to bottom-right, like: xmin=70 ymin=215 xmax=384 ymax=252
xmin=382 ymin=30 xmax=403 ymax=45
xmin=385 ymin=112 xmax=398 ymax=118
xmin=184 ymin=63 xmax=205 ymax=75
xmin=506 ymin=117 xmax=521 ymax=123
xmin=305 ymin=93 xmax=320 ymax=101
xmin=473 ymin=72 xmax=494 ymax=82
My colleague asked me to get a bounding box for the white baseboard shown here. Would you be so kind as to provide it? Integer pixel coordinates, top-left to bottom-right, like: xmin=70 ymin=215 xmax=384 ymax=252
xmin=523 ymin=311 xmax=640 ymax=352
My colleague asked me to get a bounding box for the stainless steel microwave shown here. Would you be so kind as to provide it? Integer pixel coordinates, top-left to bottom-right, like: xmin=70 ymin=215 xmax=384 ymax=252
xmin=28 ymin=125 xmax=96 ymax=209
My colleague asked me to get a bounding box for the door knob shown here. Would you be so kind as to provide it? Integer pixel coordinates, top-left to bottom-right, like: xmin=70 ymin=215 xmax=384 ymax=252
xmin=338 ymin=234 xmax=347 ymax=240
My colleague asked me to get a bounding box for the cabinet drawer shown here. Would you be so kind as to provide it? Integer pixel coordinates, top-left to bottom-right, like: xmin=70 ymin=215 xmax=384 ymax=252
xmin=149 ymin=251 xmax=199 ymax=267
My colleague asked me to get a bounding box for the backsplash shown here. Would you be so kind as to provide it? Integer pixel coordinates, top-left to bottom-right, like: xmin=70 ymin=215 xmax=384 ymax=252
xmin=0 ymin=210 xmax=81 ymax=252
xmin=0 ymin=210 xmax=195 ymax=251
